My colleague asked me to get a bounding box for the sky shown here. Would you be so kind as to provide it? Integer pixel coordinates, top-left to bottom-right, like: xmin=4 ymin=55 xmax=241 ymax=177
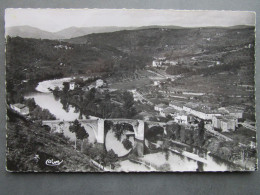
xmin=5 ymin=9 xmax=256 ymax=32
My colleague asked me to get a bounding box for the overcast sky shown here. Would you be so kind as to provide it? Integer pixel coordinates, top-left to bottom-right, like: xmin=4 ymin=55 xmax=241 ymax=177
xmin=5 ymin=9 xmax=255 ymax=32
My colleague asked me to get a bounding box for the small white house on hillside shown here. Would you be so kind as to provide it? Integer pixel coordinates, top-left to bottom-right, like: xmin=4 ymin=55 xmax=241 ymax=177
xmin=10 ymin=103 xmax=29 ymax=115
xmin=96 ymin=79 xmax=104 ymax=88
xmin=69 ymin=82 xmax=75 ymax=90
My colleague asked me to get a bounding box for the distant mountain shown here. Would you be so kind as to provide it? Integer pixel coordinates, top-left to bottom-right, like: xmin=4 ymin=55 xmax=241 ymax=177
xmin=54 ymin=26 xmax=138 ymax=39
xmin=5 ymin=25 xmax=186 ymax=40
xmin=6 ymin=25 xmax=139 ymax=40
xmin=5 ymin=26 xmax=61 ymax=40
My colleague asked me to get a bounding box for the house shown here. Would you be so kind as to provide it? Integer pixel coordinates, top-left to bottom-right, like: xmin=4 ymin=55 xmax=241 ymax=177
xmin=212 ymin=116 xmax=222 ymax=129
xmin=10 ymin=103 xmax=29 ymax=115
xmin=160 ymin=107 xmax=175 ymax=117
xmin=152 ymin=60 xmax=162 ymax=67
xmin=175 ymin=114 xmax=188 ymax=124
xmin=96 ymin=79 xmax=104 ymax=88
xmin=69 ymin=82 xmax=75 ymax=90
xmin=154 ymin=81 xmax=161 ymax=86
xmin=212 ymin=115 xmax=238 ymax=132
xmin=154 ymin=103 xmax=168 ymax=112
xmin=220 ymin=117 xmax=237 ymax=132
xmin=165 ymin=60 xmax=177 ymax=66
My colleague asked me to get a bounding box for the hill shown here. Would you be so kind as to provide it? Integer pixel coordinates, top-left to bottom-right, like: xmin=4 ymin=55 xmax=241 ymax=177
xmin=55 ymin=26 xmax=138 ymax=39
xmin=6 ymin=110 xmax=98 ymax=172
xmin=66 ymin=26 xmax=255 ymax=60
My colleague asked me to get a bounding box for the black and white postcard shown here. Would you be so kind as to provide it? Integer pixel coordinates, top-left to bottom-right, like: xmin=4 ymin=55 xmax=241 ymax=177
xmin=5 ymin=9 xmax=257 ymax=172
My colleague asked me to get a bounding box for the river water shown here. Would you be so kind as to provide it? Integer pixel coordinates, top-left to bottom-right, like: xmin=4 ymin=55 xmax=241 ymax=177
xmin=25 ymin=77 xmax=238 ymax=172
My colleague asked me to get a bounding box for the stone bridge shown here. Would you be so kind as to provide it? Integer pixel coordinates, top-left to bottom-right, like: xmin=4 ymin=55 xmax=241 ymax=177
xmin=106 ymin=119 xmax=145 ymax=141
xmin=42 ymin=118 xmax=167 ymax=145
xmin=42 ymin=119 xmax=105 ymax=143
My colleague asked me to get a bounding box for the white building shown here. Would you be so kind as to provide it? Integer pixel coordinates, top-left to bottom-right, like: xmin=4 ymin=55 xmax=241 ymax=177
xmin=175 ymin=114 xmax=188 ymax=124
xmin=69 ymin=82 xmax=75 ymax=90
xmin=154 ymin=81 xmax=161 ymax=86
xmin=10 ymin=103 xmax=29 ymax=115
xmin=212 ymin=115 xmax=238 ymax=132
xmin=154 ymin=103 xmax=168 ymax=112
xmin=152 ymin=60 xmax=162 ymax=67
xmin=96 ymin=79 xmax=104 ymax=88
xmin=165 ymin=60 xmax=177 ymax=66
xmin=160 ymin=107 xmax=175 ymax=117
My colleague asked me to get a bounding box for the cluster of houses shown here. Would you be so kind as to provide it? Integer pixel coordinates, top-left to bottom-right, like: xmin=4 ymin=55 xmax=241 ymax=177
xmin=69 ymin=79 xmax=106 ymax=91
xmin=54 ymin=45 xmax=72 ymax=50
xmin=152 ymin=57 xmax=178 ymax=68
xmin=83 ymin=79 xmax=105 ymax=91
xmin=154 ymin=100 xmax=244 ymax=132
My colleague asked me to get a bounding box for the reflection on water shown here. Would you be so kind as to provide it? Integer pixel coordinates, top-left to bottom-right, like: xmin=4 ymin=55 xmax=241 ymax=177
xmin=25 ymin=92 xmax=81 ymax=121
xmin=105 ymin=130 xmax=134 ymax=157
xmin=141 ymin=151 xmax=198 ymax=171
xmin=25 ymin=92 xmax=92 ymax=142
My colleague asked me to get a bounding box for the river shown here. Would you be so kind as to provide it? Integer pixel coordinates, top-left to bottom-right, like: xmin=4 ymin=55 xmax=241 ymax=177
xmin=24 ymin=77 xmax=239 ymax=172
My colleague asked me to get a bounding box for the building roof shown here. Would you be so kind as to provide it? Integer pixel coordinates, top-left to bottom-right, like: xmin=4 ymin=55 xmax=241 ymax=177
xmin=184 ymin=102 xmax=222 ymax=114
xmin=12 ymin=103 xmax=27 ymax=109
xmin=214 ymin=115 xmax=237 ymax=122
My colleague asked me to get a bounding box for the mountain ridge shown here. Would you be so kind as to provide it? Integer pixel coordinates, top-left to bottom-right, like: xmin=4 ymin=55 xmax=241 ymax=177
xmin=6 ymin=25 xmax=254 ymax=40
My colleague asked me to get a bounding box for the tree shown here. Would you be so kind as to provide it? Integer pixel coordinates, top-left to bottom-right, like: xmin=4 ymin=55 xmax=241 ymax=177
xmin=113 ymin=124 xmax=125 ymax=141
xmin=69 ymin=119 xmax=89 ymax=151
xmin=175 ymin=124 xmax=181 ymax=140
xmin=122 ymin=91 xmax=136 ymax=118
xmin=53 ymin=86 xmax=60 ymax=98
xmin=63 ymin=82 xmax=69 ymax=93
xmin=197 ymin=120 xmax=205 ymax=146
xmin=122 ymin=138 xmax=133 ymax=150
xmin=104 ymin=149 xmax=118 ymax=167
xmin=162 ymin=140 xmax=171 ymax=160
xmin=180 ymin=127 xmax=187 ymax=143
xmin=186 ymin=130 xmax=194 ymax=145
xmin=24 ymin=98 xmax=37 ymax=111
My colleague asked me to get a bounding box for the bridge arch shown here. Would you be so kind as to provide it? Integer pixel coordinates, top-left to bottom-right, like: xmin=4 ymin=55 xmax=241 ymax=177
xmin=105 ymin=119 xmax=145 ymax=141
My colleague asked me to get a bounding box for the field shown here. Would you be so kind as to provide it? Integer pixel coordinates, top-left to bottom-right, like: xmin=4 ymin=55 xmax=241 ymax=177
xmin=109 ymin=77 xmax=152 ymax=90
